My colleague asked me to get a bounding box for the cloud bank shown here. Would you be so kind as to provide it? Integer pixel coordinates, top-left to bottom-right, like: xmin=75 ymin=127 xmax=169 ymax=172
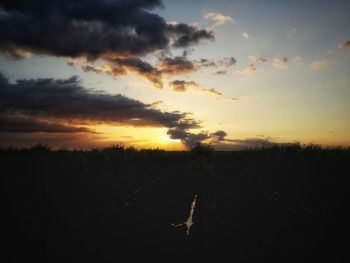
xmin=0 ymin=0 xmax=213 ymax=59
xmin=0 ymin=71 xmax=266 ymax=150
xmin=0 ymin=71 xmax=200 ymax=130
xmin=0 ymin=71 xmax=247 ymax=149
xmin=0 ymin=0 xmax=215 ymax=89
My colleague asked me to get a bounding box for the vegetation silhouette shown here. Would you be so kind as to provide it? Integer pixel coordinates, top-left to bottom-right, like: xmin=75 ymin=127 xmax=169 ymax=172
xmin=190 ymin=142 xmax=215 ymax=174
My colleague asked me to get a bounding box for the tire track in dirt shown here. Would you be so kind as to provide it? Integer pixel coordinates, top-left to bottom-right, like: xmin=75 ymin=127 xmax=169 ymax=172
xmin=215 ymin=164 xmax=331 ymax=236
xmin=79 ymin=172 xmax=170 ymax=222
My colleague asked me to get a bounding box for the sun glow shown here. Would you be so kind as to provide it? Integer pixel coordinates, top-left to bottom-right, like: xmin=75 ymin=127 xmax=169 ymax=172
xmin=159 ymin=134 xmax=181 ymax=143
xmin=90 ymin=124 xmax=184 ymax=150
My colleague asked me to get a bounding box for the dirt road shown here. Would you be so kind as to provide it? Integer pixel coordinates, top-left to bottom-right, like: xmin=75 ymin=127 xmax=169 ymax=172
xmin=54 ymin=164 xmax=343 ymax=262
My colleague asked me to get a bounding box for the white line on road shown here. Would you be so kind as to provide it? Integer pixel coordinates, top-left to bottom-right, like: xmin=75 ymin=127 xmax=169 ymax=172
xmin=173 ymin=194 xmax=198 ymax=236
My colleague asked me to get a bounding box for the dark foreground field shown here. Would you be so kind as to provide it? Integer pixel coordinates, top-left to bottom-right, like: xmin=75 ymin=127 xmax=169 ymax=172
xmin=3 ymin=144 xmax=348 ymax=262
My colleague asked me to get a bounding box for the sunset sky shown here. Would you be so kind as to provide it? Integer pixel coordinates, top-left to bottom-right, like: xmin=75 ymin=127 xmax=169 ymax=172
xmin=1 ymin=0 xmax=349 ymax=150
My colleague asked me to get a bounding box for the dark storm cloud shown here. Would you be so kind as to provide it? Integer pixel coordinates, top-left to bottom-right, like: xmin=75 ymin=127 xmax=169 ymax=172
xmin=167 ymin=128 xmax=230 ymax=149
xmin=167 ymin=125 xmax=276 ymax=149
xmin=0 ymin=114 xmax=96 ymax=133
xmin=210 ymin=130 xmax=227 ymax=141
xmin=167 ymin=23 xmax=214 ymax=47
xmin=167 ymin=127 xmax=209 ymax=148
xmin=0 ymin=71 xmax=199 ymax=129
xmin=0 ymin=0 xmax=213 ymax=59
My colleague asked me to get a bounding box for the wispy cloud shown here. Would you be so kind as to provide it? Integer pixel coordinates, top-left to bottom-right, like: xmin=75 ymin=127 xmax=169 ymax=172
xmin=207 ymin=130 xmax=276 ymax=150
xmin=213 ymin=138 xmax=276 ymax=150
xmin=169 ymin=80 xmax=222 ymax=96
xmin=196 ymin=57 xmax=236 ymax=75
xmin=273 ymin=57 xmax=288 ymax=69
xmin=202 ymin=88 xmax=223 ymax=96
xmin=286 ymin=28 xmax=297 ymax=38
xmin=242 ymin=32 xmax=250 ymax=39
xmin=249 ymin=55 xmax=268 ymax=64
xmin=236 ymin=64 xmax=256 ymax=77
xmin=238 ymin=55 xmax=291 ymax=76
xmin=309 ymin=60 xmax=327 ymax=70
xmin=338 ymin=41 xmax=350 ymax=49
xmin=204 ymin=12 xmax=234 ymax=27
xmin=169 ymin=80 xmax=195 ymax=92
xmin=213 ymin=70 xmax=228 ymax=75
xmin=198 ymin=57 xmax=236 ymax=69
xmin=291 ymin=56 xmax=302 ymax=65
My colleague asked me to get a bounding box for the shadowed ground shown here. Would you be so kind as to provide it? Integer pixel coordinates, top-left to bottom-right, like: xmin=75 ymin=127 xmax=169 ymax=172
xmin=3 ymin=145 xmax=348 ymax=262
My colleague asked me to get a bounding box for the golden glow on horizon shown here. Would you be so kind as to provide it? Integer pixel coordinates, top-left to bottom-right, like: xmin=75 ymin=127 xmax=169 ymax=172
xmin=81 ymin=121 xmax=350 ymax=150
xmin=91 ymin=124 xmax=185 ymax=150
xmin=159 ymin=134 xmax=181 ymax=143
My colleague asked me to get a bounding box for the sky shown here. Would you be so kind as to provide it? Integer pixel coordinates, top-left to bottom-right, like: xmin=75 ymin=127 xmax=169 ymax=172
xmin=0 ymin=0 xmax=349 ymax=150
